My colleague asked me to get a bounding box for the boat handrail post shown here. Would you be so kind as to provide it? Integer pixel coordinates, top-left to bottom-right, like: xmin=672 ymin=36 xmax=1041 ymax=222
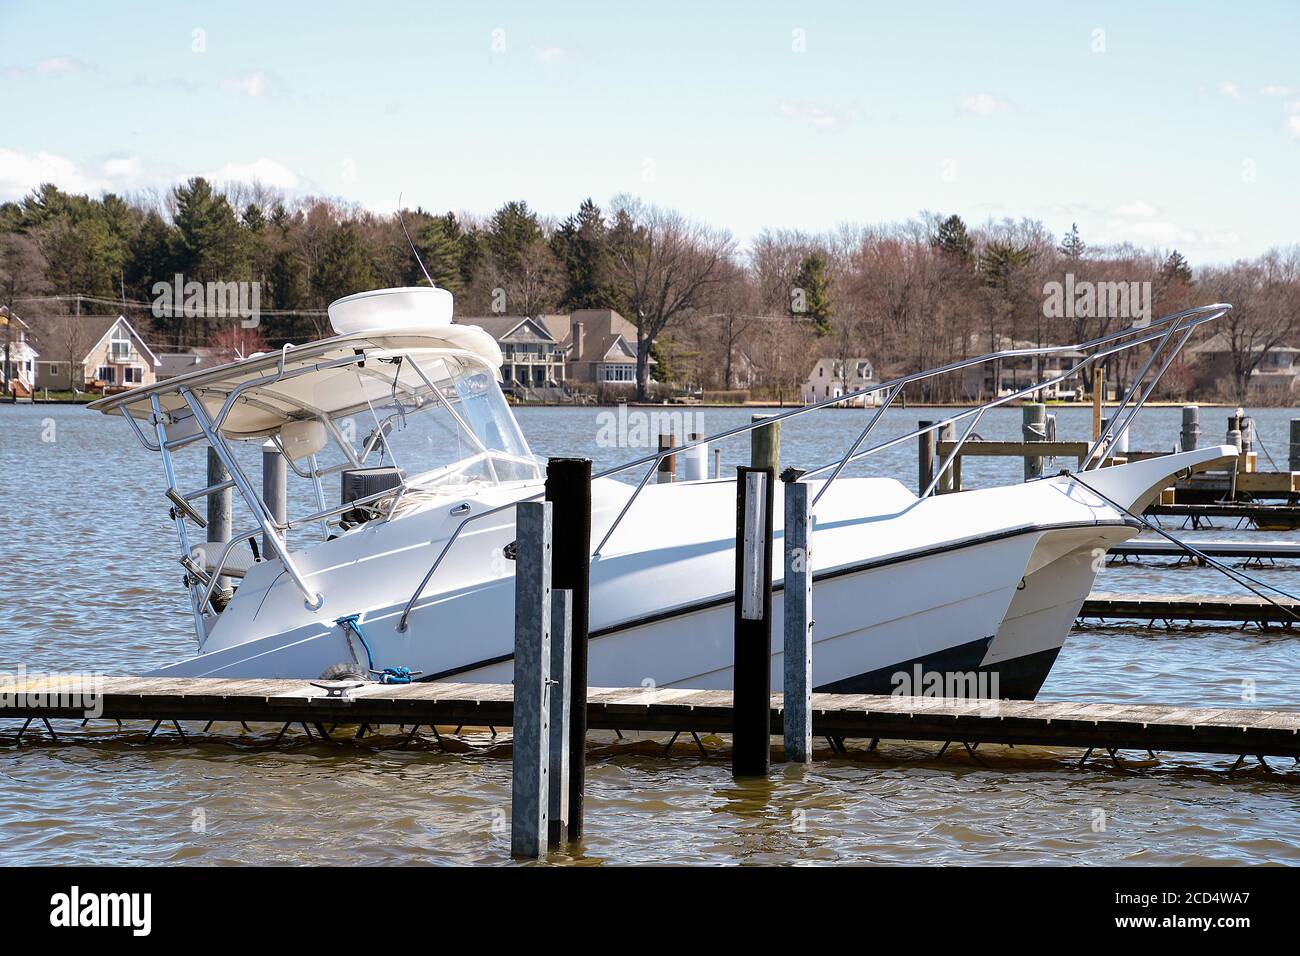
xmin=782 ymin=470 xmax=813 ymax=763
xmin=733 ymin=465 xmax=774 ymax=779
xmin=148 ymin=393 xmax=208 ymax=642
xmin=511 ymin=499 xmax=552 ymax=860
xmin=179 ymin=388 xmax=323 ymax=610
xmin=544 ymin=457 xmax=591 ymax=843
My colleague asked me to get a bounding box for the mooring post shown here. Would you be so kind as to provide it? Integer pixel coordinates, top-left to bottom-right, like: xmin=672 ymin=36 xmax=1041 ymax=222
xmin=547 ymin=588 xmax=572 ymax=844
xmin=781 ymin=471 xmax=812 ymax=763
xmin=917 ymin=420 xmax=935 ymax=496
xmin=208 ymin=446 xmax=233 ymax=592
xmin=1091 ymin=366 xmax=1105 ymax=441
xmin=1227 ymin=411 xmax=1243 ymax=457
xmin=657 ymin=432 xmax=677 ymax=483
xmin=682 ymin=431 xmax=708 ymax=481
xmin=511 ymin=500 xmax=551 ymax=860
xmin=1290 ymin=419 xmax=1300 ymax=472
xmin=713 ymin=447 xmax=722 ymax=480
xmin=1022 ymin=403 xmax=1047 ymax=481
xmin=544 ymin=457 xmax=591 ymax=844
xmin=1180 ymin=405 xmax=1200 ymax=452
xmin=733 ymin=465 xmax=774 ymax=778
xmin=751 ymin=414 xmax=780 ymax=472
xmin=261 ymin=439 xmax=286 ymax=557
xmin=937 ymin=422 xmax=956 ymax=494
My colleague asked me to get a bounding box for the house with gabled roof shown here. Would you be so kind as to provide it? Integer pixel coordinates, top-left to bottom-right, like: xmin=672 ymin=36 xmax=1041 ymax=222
xmin=27 ymin=313 xmax=160 ymax=393
xmin=1 ymin=306 xmax=40 ymax=397
xmin=456 ymin=315 xmax=565 ymax=389
xmin=538 ymin=308 xmax=654 ymax=387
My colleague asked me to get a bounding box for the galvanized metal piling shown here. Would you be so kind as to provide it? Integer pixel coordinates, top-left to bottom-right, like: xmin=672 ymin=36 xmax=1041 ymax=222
xmin=713 ymin=447 xmax=722 ymax=479
xmin=511 ymin=500 xmax=551 ymax=860
xmin=682 ymin=432 xmax=708 ymax=481
xmin=1181 ymin=405 xmax=1200 ymax=452
xmin=261 ymin=440 xmax=287 ymax=557
xmin=547 ymin=589 xmax=572 ymax=844
xmin=733 ymin=466 xmax=774 ymax=777
xmin=1022 ymin=403 xmax=1047 ymax=480
xmin=782 ymin=472 xmax=812 ymax=763
xmin=544 ymin=457 xmax=591 ymax=843
xmin=917 ymin=420 xmax=935 ymax=496
xmin=207 ymin=447 xmax=232 ymax=593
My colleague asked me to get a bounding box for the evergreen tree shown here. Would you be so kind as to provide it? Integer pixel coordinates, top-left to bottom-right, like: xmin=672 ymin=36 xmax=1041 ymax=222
xmin=978 ymin=241 xmax=1035 ymax=289
xmin=487 ymin=200 xmax=543 ymax=273
xmin=932 ymin=214 xmax=974 ymax=261
xmin=125 ymin=210 xmax=174 ymax=299
xmin=311 ymin=223 xmax=376 ymax=305
xmin=172 ymin=178 xmax=247 ymax=281
xmin=552 ymin=198 xmax=613 ymax=310
xmin=792 ymin=252 xmax=834 ymax=337
xmin=1058 ymin=222 xmax=1086 ymax=260
xmin=410 ymin=211 xmax=466 ymax=290
xmin=1162 ymin=249 xmax=1193 ymax=283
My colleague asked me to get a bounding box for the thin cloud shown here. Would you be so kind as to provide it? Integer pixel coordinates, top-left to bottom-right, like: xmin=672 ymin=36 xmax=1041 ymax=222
xmin=205 ymin=158 xmax=300 ymax=189
xmin=1260 ymin=84 xmax=1294 ymax=97
xmin=221 ymin=72 xmax=271 ymax=97
xmin=778 ymin=99 xmax=858 ymax=131
xmin=534 ymin=46 xmax=565 ymax=66
xmin=957 ymin=93 xmax=1009 ymax=116
xmin=1111 ymin=199 xmax=1157 ymax=218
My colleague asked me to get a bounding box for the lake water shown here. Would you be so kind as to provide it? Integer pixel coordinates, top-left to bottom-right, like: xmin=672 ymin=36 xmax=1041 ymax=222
xmin=2 ymin=402 xmax=1298 ymax=865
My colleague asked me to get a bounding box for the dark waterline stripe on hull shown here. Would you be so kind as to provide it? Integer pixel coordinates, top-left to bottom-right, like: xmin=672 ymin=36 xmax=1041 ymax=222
xmin=417 ymin=518 xmax=1131 ymax=684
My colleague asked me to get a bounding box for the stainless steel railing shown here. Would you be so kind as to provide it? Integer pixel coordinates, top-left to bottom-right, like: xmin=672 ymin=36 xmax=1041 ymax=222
xmin=394 ymin=303 xmax=1229 ymax=633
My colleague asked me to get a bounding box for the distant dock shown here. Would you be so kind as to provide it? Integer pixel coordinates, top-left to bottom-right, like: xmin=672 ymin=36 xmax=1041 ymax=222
xmin=1082 ymin=592 xmax=1300 ymax=627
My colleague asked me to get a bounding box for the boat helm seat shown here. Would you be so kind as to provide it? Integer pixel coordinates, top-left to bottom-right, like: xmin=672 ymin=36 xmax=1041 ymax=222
xmin=189 ymin=541 xmax=256 ymax=580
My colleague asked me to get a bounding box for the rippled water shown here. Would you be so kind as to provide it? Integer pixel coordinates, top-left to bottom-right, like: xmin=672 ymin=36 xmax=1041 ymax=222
xmin=2 ymin=402 xmax=1298 ymax=865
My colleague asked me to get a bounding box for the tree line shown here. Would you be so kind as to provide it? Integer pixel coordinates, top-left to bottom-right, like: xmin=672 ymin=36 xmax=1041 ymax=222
xmin=2 ymin=179 xmax=1297 ymax=402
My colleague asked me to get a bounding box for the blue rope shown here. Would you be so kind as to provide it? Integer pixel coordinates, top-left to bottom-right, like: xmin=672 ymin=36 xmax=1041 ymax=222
xmin=379 ymin=667 xmax=413 ymax=685
xmin=334 ymin=614 xmax=374 ymax=671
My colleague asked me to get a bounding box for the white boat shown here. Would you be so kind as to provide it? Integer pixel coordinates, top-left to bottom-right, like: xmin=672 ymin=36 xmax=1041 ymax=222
xmin=90 ymin=289 xmax=1233 ymax=700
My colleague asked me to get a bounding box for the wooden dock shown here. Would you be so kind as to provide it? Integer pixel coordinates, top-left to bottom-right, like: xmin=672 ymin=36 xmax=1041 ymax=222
xmin=1082 ymin=592 xmax=1300 ymax=626
xmin=1108 ymin=539 xmax=1300 ymax=562
xmin=1145 ymin=502 xmax=1300 ymax=530
xmin=4 ymin=675 xmax=1299 ymax=761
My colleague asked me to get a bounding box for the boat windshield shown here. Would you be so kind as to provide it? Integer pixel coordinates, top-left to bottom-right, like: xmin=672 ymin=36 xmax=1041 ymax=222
xmin=335 ymin=351 xmax=540 ymax=490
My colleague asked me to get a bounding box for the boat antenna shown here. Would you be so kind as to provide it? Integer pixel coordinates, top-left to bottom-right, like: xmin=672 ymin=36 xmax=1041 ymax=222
xmin=397 ymin=192 xmax=436 ymax=288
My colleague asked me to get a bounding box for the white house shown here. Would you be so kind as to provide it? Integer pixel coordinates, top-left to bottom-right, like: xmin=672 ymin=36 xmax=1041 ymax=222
xmin=802 ymin=357 xmax=880 ymax=406
xmin=28 ymin=313 xmax=160 ymax=392
xmin=0 ymin=306 xmax=40 ymax=397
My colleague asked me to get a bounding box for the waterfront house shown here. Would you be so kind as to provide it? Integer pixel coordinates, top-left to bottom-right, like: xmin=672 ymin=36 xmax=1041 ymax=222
xmin=155 ymin=348 xmax=223 ymax=381
xmin=457 ymin=315 xmax=565 ymax=389
xmin=960 ymin=333 xmax=1083 ymax=400
xmin=801 ymin=356 xmax=880 ymax=406
xmin=540 ymin=309 xmax=653 ymax=387
xmin=28 ymin=314 xmax=159 ymax=392
xmin=1185 ymin=332 xmax=1300 ymax=399
xmin=0 ymin=306 xmax=40 ymax=397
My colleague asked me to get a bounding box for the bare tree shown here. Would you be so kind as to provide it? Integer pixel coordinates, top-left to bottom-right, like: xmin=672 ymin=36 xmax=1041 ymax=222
xmin=608 ymin=197 xmax=734 ymax=400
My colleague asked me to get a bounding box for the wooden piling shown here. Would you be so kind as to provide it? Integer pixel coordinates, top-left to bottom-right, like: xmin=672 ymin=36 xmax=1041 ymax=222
xmin=936 ymin=423 xmax=957 ymax=494
xmin=261 ymin=440 xmax=286 ymax=557
xmin=733 ymin=466 xmax=774 ymax=778
xmin=544 ymin=457 xmax=591 ymax=844
xmin=511 ymin=500 xmax=551 ymax=860
xmin=1022 ymin=403 xmax=1046 ymax=481
xmin=547 ymin=588 xmax=572 ymax=844
xmin=751 ymin=414 xmax=780 ymax=472
xmin=782 ymin=474 xmax=812 ymax=763
xmin=1180 ymin=405 xmax=1200 ymax=452
xmin=656 ymin=433 xmax=677 ymax=483
xmin=1291 ymin=419 xmax=1300 ymax=472
xmin=917 ymin=420 xmax=934 ymax=496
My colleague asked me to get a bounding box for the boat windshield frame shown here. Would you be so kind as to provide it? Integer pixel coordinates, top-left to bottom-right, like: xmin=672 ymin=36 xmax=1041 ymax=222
xmin=111 ymin=342 xmax=539 ymax=638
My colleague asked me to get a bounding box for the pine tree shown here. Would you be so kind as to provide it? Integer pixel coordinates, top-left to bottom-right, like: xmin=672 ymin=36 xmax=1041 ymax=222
xmin=1162 ymin=249 xmax=1193 ymax=284
xmin=793 ymin=252 xmax=834 ymax=337
xmin=487 ymin=200 xmax=543 ymax=274
xmin=1058 ymin=222 xmax=1086 ymax=260
xmin=312 ymin=223 xmax=376 ymax=305
xmin=552 ymin=198 xmax=613 ymax=310
xmin=172 ymin=177 xmax=247 ymax=281
xmin=932 ymin=214 xmax=974 ymax=261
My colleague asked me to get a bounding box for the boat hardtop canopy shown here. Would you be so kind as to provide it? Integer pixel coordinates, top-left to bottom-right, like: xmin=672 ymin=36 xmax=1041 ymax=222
xmin=89 ymin=295 xmax=503 ymax=441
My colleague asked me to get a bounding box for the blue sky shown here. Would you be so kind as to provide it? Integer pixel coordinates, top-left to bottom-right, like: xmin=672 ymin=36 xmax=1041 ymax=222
xmin=1 ymin=1 xmax=1297 ymax=263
